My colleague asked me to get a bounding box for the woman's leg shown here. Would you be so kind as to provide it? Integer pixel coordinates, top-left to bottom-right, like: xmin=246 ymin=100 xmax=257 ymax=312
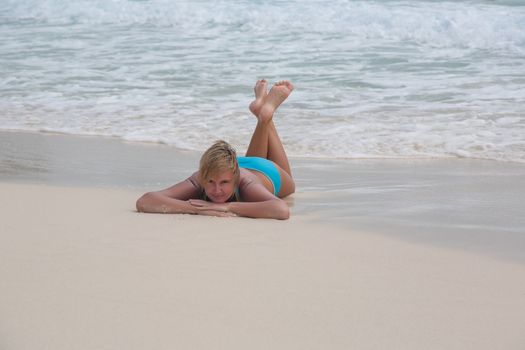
xmin=266 ymin=118 xmax=292 ymax=176
xmin=246 ymin=80 xmax=293 ymax=175
xmin=246 ymin=80 xmax=293 ymax=174
xmin=246 ymin=79 xmax=271 ymax=160
xmin=246 ymin=80 xmax=295 ymax=196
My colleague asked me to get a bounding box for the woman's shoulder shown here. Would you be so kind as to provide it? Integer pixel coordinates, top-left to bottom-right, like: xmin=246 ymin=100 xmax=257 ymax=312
xmin=188 ymin=171 xmax=201 ymax=184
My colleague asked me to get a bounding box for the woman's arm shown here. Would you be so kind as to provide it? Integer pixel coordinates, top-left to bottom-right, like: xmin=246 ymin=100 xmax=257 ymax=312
xmin=137 ymin=173 xmax=290 ymax=219
xmin=189 ymin=198 xmax=289 ymax=220
xmin=189 ymin=182 xmax=290 ymax=220
xmin=136 ymin=172 xmax=202 ymax=214
xmin=229 ymin=199 xmax=289 ymax=220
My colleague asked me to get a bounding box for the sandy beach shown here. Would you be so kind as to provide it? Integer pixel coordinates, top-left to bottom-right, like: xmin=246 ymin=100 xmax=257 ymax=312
xmin=1 ymin=131 xmax=525 ymax=349
xmin=3 ymin=0 xmax=525 ymax=347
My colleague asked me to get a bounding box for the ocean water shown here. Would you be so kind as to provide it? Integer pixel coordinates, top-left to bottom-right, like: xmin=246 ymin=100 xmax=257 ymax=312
xmin=1 ymin=0 xmax=524 ymax=162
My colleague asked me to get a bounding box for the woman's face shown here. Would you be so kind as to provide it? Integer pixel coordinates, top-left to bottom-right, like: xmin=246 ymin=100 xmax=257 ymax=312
xmin=203 ymin=169 xmax=236 ymax=203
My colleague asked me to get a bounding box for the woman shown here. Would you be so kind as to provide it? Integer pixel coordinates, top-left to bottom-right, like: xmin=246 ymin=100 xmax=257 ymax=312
xmin=136 ymin=79 xmax=295 ymax=219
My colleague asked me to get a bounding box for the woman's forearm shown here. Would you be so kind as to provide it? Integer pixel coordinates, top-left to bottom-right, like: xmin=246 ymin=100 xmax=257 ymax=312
xmin=137 ymin=192 xmax=290 ymax=219
xmin=227 ymin=199 xmax=289 ymax=220
xmin=136 ymin=192 xmax=197 ymax=214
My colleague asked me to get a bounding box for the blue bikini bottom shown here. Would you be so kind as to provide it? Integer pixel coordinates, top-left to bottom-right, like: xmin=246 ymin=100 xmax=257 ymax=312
xmin=237 ymin=156 xmax=281 ymax=196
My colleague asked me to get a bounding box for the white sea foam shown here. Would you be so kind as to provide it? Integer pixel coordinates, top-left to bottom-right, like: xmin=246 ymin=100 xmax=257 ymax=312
xmin=1 ymin=0 xmax=525 ymax=162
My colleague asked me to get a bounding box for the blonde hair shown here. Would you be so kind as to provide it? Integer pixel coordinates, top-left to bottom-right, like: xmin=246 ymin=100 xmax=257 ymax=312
xmin=199 ymin=140 xmax=240 ymax=185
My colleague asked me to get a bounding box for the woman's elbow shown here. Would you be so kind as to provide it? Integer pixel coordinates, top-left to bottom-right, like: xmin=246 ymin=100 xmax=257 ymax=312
xmin=280 ymin=207 xmax=290 ymax=220
xmin=275 ymin=200 xmax=290 ymax=220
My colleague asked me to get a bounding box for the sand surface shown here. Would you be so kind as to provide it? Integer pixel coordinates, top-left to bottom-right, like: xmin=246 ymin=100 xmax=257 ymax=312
xmin=1 ymin=182 xmax=525 ymax=349
xmin=2 ymin=131 xmax=525 ymax=349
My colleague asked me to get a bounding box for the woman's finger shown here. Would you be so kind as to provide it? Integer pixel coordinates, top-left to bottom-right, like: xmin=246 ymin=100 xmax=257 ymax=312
xmin=189 ymin=199 xmax=207 ymax=207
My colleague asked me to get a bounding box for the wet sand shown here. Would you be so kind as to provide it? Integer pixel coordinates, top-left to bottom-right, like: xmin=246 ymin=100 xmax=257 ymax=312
xmin=2 ymin=130 xmax=524 ymax=261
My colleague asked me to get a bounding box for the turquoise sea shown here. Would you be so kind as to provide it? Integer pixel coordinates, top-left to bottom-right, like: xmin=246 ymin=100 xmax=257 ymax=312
xmin=1 ymin=0 xmax=524 ymax=162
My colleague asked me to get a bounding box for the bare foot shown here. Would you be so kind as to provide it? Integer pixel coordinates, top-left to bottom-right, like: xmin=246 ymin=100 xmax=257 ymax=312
xmin=258 ymin=80 xmax=294 ymax=123
xmin=249 ymin=79 xmax=268 ymax=117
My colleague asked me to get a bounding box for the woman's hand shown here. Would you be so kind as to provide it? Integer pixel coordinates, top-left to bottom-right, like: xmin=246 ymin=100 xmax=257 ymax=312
xmin=188 ymin=199 xmax=237 ymax=217
xmin=188 ymin=199 xmax=227 ymax=211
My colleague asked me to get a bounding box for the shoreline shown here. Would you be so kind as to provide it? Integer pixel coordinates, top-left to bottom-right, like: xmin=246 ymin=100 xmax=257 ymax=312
xmin=2 ymin=130 xmax=524 ymax=262
xmin=3 ymin=128 xmax=525 ymax=165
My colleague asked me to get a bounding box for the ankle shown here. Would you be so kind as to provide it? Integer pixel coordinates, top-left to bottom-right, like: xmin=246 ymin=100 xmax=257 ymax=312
xmin=257 ymin=116 xmax=272 ymax=125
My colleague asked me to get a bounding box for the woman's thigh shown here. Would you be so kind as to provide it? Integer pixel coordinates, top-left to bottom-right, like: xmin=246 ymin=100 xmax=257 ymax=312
xmin=275 ymin=163 xmax=295 ymax=198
